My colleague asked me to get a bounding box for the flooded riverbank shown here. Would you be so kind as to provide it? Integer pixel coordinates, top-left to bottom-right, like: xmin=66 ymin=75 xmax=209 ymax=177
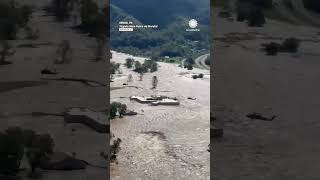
xmin=110 ymin=51 xmax=210 ymax=180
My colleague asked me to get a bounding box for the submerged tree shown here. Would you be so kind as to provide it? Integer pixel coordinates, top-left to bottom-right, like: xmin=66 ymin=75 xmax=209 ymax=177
xmin=95 ymin=34 xmax=106 ymax=61
xmin=110 ymin=138 xmax=121 ymax=163
xmin=26 ymin=133 xmax=54 ymax=178
xmin=0 ymin=40 xmax=15 ymax=65
xmin=127 ymin=74 xmax=133 ymax=82
xmin=118 ymin=104 xmax=127 ymax=118
xmin=125 ymin=58 xmax=134 ymax=68
xmin=110 ymin=62 xmax=121 ymax=74
xmin=55 ymin=40 xmax=73 ymax=64
xmin=139 ymin=72 xmax=144 ymax=81
xmin=152 ymin=76 xmax=158 ymax=89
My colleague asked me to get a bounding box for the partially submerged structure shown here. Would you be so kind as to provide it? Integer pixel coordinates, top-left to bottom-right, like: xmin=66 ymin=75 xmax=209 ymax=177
xmin=130 ymin=95 xmax=180 ymax=106
xmin=64 ymin=107 xmax=109 ymax=133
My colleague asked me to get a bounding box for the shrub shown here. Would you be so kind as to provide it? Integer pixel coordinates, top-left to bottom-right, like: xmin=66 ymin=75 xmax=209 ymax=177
xmin=264 ymin=42 xmax=279 ymax=55
xmin=78 ymin=0 xmax=107 ymax=37
xmin=110 ymin=138 xmax=121 ymax=162
xmin=281 ymin=38 xmax=300 ymax=53
xmin=248 ymin=7 xmax=265 ymax=27
xmin=110 ymin=102 xmax=127 ymax=118
xmin=110 ymin=102 xmax=118 ymax=118
xmin=149 ymin=61 xmax=158 ymax=72
xmin=186 ymin=57 xmax=195 ymax=65
xmin=192 ymin=74 xmax=204 ymax=79
xmin=0 ymin=40 xmax=15 ymax=65
xmin=134 ymin=61 xmax=143 ymax=73
xmin=205 ymin=56 xmax=210 ymax=65
xmin=47 ymin=0 xmax=72 ymax=21
xmin=80 ymin=0 xmax=99 ymax=26
xmin=187 ymin=63 xmax=193 ymax=70
xmin=30 ymin=134 xmax=54 ymax=155
xmin=118 ymin=104 xmax=127 ymax=118
xmin=0 ymin=127 xmax=25 ymax=176
xmin=110 ymin=62 xmax=121 ymax=74
xmin=0 ymin=128 xmax=55 ymax=178
xmin=263 ymin=38 xmax=300 ymax=55
xmin=125 ymin=58 xmax=134 ymax=68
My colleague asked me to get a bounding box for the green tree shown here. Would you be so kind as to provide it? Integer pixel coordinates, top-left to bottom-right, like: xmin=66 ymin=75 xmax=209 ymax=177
xmin=110 ymin=102 xmax=121 ymax=118
xmin=125 ymin=58 xmax=134 ymax=68
xmin=134 ymin=61 xmax=143 ymax=73
xmin=110 ymin=62 xmax=121 ymax=74
xmin=118 ymin=104 xmax=127 ymax=118
xmin=150 ymin=62 xmax=158 ymax=73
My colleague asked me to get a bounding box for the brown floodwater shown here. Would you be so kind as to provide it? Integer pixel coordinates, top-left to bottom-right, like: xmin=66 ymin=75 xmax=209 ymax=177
xmin=111 ymin=52 xmax=210 ymax=180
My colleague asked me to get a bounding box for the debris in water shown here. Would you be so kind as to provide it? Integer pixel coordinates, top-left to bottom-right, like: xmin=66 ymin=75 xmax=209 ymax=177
xmin=246 ymin=113 xmax=276 ymax=121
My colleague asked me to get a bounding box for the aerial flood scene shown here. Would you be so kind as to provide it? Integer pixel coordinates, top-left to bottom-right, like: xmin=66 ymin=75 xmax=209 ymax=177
xmin=213 ymin=0 xmax=320 ymax=179
xmin=110 ymin=0 xmax=210 ymax=179
xmin=0 ymin=0 xmax=108 ymax=179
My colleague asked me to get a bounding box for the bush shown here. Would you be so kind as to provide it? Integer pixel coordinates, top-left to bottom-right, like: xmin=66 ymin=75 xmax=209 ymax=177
xmin=248 ymin=7 xmax=265 ymax=27
xmin=150 ymin=62 xmax=158 ymax=72
xmin=187 ymin=63 xmax=193 ymax=70
xmin=0 ymin=128 xmax=55 ymax=178
xmin=0 ymin=3 xmax=33 ymax=40
xmin=281 ymin=38 xmax=300 ymax=53
xmin=134 ymin=61 xmax=147 ymax=73
xmin=110 ymin=62 xmax=121 ymax=74
xmin=186 ymin=57 xmax=195 ymax=65
xmin=110 ymin=102 xmax=119 ymax=118
xmin=0 ymin=127 xmax=25 ymax=175
xmin=125 ymin=58 xmax=134 ymax=68
xmin=110 ymin=138 xmax=121 ymax=163
xmin=263 ymin=38 xmax=300 ymax=55
xmin=0 ymin=40 xmax=15 ymax=65
xmin=110 ymin=102 xmax=127 ymax=118
xmin=264 ymin=42 xmax=280 ymax=56
xmin=205 ymin=56 xmax=210 ymax=65
xmin=77 ymin=0 xmax=107 ymax=37
xmin=192 ymin=73 xmax=204 ymax=79
xmin=118 ymin=104 xmax=127 ymax=118
xmin=47 ymin=0 xmax=72 ymax=21
xmin=134 ymin=59 xmax=158 ymax=73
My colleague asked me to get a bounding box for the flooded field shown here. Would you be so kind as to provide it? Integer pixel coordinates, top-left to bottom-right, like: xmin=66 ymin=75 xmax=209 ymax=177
xmin=110 ymin=52 xmax=210 ymax=180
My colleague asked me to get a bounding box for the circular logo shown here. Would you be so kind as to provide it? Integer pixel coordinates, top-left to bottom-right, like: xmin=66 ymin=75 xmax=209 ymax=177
xmin=188 ymin=19 xmax=198 ymax=28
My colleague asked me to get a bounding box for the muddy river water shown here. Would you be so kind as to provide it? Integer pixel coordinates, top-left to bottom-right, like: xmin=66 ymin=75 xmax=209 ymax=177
xmin=110 ymin=52 xmax=210 ymax=180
